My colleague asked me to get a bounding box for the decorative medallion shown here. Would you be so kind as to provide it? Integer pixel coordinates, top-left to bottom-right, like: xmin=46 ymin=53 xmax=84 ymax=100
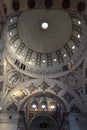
xmin=66 ymin=71 xmax=82 ymax=89
xmin=62 ymin=92 xmax=74 ymax=103
xmin=7 ymin=70 xmax=22 ymax=88
xmin=51 ymin=84 xmax=62 ymax=94
xmin=6 ymin=103 xmax=18 ymax=111
xmin=39 ymin=81 xmax=49 ymax=91
xmin=12 ymin=89 xmax=27 ymax=102
xmin=27 ymin=83 xmax=38 ymax=93
xmin=70 ymin=104 xmax=81 ymax=113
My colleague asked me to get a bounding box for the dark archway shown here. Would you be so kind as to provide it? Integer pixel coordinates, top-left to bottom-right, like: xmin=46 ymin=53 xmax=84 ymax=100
xmin=29 ymin=114 xmax=58 ymax=130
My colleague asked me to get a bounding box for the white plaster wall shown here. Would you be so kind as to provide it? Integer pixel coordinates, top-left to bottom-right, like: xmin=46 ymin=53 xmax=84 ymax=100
xmin=0 ymin=112 xmax=19 ymax=130
xmin=0 ymin=123 xmax=17 ymax=130
xmin=69 ymin=113 xmax=87 ymax=130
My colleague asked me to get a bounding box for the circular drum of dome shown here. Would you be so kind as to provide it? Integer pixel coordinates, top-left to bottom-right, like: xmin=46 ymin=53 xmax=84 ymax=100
xmin=3 ymin=9 xmax=86 ymax=78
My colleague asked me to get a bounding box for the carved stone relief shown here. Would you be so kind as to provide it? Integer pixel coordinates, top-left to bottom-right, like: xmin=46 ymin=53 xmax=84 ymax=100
xmin=39 ymin=81 xmax=50 ymax=91
xmin=62 ymin=92 xmax=74 ymax=103
xmin=51 ymin=84 xmax=62 ymax=94
xmin=6 ymin=103 xmax=18 ymax=111
xmin=26 ymin=83 xmax=38 ymax=93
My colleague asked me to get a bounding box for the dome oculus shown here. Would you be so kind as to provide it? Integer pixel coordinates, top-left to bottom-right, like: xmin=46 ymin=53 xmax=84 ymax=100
xmin=17 ymin=10 xmax=72 ymax=53
xmin=41 ymin=22 xmax=48 ymax=30
xmin=4 ymin=9 xmax=86 ymax=77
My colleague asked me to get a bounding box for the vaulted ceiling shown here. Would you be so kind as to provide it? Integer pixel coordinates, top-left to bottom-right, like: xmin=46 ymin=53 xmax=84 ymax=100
xmin=0 ymin=0 xmax=87 ymax=115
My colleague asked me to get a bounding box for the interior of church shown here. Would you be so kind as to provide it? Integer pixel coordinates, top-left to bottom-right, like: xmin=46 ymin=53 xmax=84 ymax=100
xmin=0 ymin=0 xmax=87 ymax=130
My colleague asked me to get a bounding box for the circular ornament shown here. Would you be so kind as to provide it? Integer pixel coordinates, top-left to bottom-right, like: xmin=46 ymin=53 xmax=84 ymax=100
xmin=7 ymin=70 xmax=22 ymax=88
xmin=66 ymin=71 xmax=82 ymax=89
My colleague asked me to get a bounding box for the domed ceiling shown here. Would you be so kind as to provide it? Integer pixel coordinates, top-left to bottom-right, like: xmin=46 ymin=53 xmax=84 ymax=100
xmin=18 ymin=10 xmax=72 ymax=53
xmin=3 ymin=8 xmax=86 ymax=78
xmin=0 ymin=0 xmax=87 ymax=116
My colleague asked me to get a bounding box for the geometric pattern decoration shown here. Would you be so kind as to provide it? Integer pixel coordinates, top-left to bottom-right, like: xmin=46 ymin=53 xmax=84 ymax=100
xmin=85 ymin=68 xmax=87 ymax=78
xmin=51 ymin=84 xmax=62 ymax=94
xmin=25 ymin=49 xmax=33 ymax=62
xmin=83 ymin=15 xmax=87 ymax=25
xmin=70 ymin=104 xmax=81 ymax=113
xmin=0 ymin=81 xmax=3 ymax=92
xmin=71 ymin=35 xmax=80 ymax=47
xmin=6 ymin=103 xmax=18 ymax=111
xmin=64 ymin=44 xmax=73 ymax=58
xmin=9 ymin=34 xmax=19 ymax=45
xmin=74 ymin=89 xmax=83 ymax=98
xmin=36 ymin=53 xmax=42 ymax=66
xmin=0 ymin=0 xmax=87 ymax=118
xmin=6 ymin=10 xmax=85 ymax=79
xmin=47 ymin=53 xmax=53 ymax=66
xmin=73 ymin=24 xmax=81 ymax=33
xmin=0 ymin=65 xmax=3 ymax=75
xmin=27 ymin=83 xmax=38 ymax=93
xmin=7 ymin=70 xmax=22 ymax=88
xmin=23 ymin=75 xmax=30 ymax=82
xmin=62 ymin=92 xmax=74 ymax=103
xmin=66 ymin=71 xmax=82 ymax=89
xmin=69 ymin=11 xmax=79 ymax=19
xmin=12 ymin=89 xmax=27 ymax=102
xmin=56 ymin=50 xmax=64 ymax=64
xmin=39 ymin=81 xmax=50 ymax=91
xmin=16 ymin=43 xmax=25 ymax=55
xmin=8 ymin=23 xmax=17 ymax=31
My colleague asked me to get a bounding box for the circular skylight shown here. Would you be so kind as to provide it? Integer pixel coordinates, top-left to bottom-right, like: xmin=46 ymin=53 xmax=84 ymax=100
xmin=18 ymin=10 xmax=72 ymax=53
xmin=41 ymin=22 xmax=48 ymax=30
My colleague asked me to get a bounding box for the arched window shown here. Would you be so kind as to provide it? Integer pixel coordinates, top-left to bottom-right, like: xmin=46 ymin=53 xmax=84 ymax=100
xmin=27 ymin=0 xmax=36 ymax=9
xmin=62 ymin=0 xmax=70 ymax=9
xmin=12 ymin=0 xmax=20 ymax=11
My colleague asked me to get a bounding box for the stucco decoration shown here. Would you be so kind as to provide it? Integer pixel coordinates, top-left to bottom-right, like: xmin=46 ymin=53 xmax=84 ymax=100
xmin=39 ymin=81 xmax=50 ymax=91
xmin=62 ymin=92 xmax=75 ymax=103
xmin=51 ymin=84 xmax=62 ymax=94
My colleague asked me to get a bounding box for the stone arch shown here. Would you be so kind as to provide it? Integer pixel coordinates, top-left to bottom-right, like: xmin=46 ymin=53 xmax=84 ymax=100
xmin=28 ymin=113 xmax=58 ymax=130
xmin=20 ymin=92 xmax=67 ymax=112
